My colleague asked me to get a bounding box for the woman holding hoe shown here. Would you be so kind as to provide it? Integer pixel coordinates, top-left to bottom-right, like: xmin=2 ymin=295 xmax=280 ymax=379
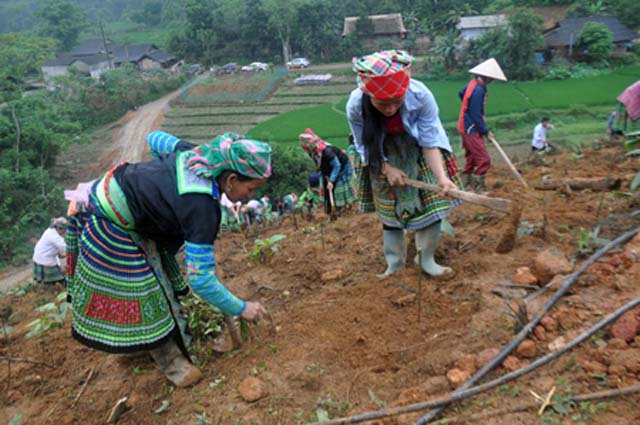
xmin=346 ymin=50 xmax=461 ymax=279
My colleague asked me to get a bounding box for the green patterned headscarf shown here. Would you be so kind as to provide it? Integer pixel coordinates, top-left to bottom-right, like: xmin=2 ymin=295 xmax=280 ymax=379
xmin=183 ymin=132 xmax=272 ymax=180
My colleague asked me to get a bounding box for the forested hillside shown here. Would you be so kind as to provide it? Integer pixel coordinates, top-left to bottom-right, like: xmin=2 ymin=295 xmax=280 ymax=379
xmin=1 ymin=0 xmax=639 ymax=64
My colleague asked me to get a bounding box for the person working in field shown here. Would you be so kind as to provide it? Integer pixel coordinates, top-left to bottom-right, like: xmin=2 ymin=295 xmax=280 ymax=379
xmin=346 ymin=50 xmax=461 ymax=279
xmin=299 ymin=128 xmax=357 ymax=219
xmin=458 ymin=58 xmax=507 ymax=194
xmin=64 ymin=130 xmax=270 ymax=387
xmin=531 ymin=116 xmax=556 ymax=153
xmin=32 ymin=217 xmax=67 ymax=285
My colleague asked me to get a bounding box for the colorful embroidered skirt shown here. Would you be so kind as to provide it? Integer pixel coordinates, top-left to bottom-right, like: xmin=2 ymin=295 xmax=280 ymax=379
xmin=33 ymin=263 xmax=64 ymax=284
xmin=66 ymin=168 xmax=190 ymax=354
xmin=326 ymin=160 xmax=357 ymax=212
xmin=357 ymin=133 xmax=462 ymax=230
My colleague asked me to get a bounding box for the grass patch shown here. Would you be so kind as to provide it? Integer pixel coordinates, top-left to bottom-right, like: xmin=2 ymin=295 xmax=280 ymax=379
xmin=514 ymin=69 xmax=638 ymax=109
xmin=248 ymin=103 xmax=351 ymax=146
xmin=253 ymin=65 xmax=635 ymax=144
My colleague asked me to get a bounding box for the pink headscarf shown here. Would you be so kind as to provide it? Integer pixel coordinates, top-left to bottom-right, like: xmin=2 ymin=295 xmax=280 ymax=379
xmin=299 ymin=128 xmax=327 ymax=155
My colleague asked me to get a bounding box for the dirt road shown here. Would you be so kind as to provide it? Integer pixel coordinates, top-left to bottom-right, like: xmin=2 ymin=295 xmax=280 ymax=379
xmin=114 ymin=88 xmax=182 ymax=163
xmin=0 ymin=88 xmax=182 ymax=294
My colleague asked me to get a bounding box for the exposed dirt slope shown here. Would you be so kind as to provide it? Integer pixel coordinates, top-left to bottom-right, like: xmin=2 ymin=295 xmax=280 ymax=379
xmin=2 ymin=141 xmax=640 ymax=424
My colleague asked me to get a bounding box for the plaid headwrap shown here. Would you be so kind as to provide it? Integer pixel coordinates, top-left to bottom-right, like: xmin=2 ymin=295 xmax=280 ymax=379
xmin=299 ymin=128 xmax=328 ymax=155
xmin=353 ymin=50 xmax=413 ymax=100
xmin=183 ymin=132 xmax=272 ymax=180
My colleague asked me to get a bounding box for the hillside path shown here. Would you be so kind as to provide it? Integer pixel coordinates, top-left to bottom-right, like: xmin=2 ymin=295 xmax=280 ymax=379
xmin=0 ymin=86 xmax=183 ymax=293
xmin=114 ymin=87 xmax=182 ymax=163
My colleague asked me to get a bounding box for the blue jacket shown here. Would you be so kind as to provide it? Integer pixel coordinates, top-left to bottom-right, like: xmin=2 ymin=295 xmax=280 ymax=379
xmin=458 ymin=81 xmax=489 ymax=136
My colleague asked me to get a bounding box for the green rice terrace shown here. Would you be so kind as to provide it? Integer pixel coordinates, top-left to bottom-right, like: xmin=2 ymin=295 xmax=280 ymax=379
xmin=162 ymin=65 xmax=640 ymax=155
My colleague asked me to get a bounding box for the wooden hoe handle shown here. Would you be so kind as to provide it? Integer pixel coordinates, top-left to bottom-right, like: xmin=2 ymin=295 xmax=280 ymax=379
xmin=405 ymin=178 xmax=512 ymax=213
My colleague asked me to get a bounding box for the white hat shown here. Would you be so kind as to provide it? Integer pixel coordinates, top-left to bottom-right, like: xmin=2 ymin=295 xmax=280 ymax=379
xmin=469 ymin=58 xmax=507 ymax=82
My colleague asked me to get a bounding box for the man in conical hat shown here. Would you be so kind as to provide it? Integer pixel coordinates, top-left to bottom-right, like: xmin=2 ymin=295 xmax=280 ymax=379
xmin=457 ymin=58 xmax=507 ymax=194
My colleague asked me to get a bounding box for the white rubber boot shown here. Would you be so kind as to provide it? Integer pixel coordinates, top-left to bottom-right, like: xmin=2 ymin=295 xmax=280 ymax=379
xmin=376 ymin=229 xmax=407 ymax=278
xmin=414 ymin=222 xmax=454 ymax=279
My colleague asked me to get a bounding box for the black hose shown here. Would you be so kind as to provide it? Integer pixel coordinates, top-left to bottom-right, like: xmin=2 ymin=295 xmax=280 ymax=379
xmin=415 ymin=225 xmax=640 ymax=424
xmin=310 ymin=295 xmax=640 ymax=424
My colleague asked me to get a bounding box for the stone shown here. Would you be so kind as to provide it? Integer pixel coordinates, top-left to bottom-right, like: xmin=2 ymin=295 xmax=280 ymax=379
xmin=608 ymin=311 xmax=640 ymax=342
xmin=320 ymin=269 xmax=343 ymax=282
xmin=446 ymin=368 xmax=471 ymax=389
xmin=607 ymin=338 xmax=628 ymax=350
xmin=553 ymin=308 xmax=581 ymax=331
xmin=582 ymin=360 xmax=607 ymax=374
xmin=533 ymin=248 xmax=574 ymax=284
xmin=513 ymin=267 xmax=538 ymax=286
xmin=502 ymin=356 xmax=522 ymax=372
xmin=533 ymin=326 xmax=547 ymax=341
xmin=609 ymin=350 xmax=640 ymax=374
xmin=476 ymin=348 xmax=500 ymax=369
xmin=454 ymin=354 xmax=478 ymax=375
xmin=420 ymin=375 xmax=450 ymax=395
xmin=516 ymin=340 xmax=537 ymax=358
xmin=540 ymin=316 xmax=558 ymax=333
xmin=548 ymin=336 xmax=567 ymax=352
xmin=548 ymin=274 xmax=569 ymax=292
xmin=392 ymin=293 xmax=417 ymax=307
xmin=237 ymin=377 xmax=268 ymax=402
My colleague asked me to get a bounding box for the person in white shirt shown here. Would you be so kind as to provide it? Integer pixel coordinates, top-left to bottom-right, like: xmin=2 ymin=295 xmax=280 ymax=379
xmin=242 ymin=199 xmax=263 ymax=226
xmin=32 ymin=217 xmax=67 ymax=285
xmin=220 ymin=193 xmax=242 ymax=225
xmin=531 ymin=117 xmax=555 ymax=153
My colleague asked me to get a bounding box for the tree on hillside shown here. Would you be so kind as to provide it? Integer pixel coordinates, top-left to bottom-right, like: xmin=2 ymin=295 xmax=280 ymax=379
xmin=608 ymin=0 xmax=640 ymax=29
xmin=124 ymin=0 xmax=163 ymax=27
xmin=37 ymin=0 xmax=88 ymax=52
xmin=0 ymin=33 xmax=57 ymax=172
xmin=566 ymin=0 xmax=609 ymax=18
xmin=579 ymin=21 xmax=613 ymax=62
xmin=296 ymin=1 xmax=344 ymax=60
xmin=502 ymin=9 xmax=544 ymax=80
xmin=263 ymin=0 xmax=304 ymax=63
xmin=167 ymin=0 xmax=218 ymax=63
xmin=466 ymin=9 xmax=543 ymax=80
xmin=430 ymin=29 xmax=462 ymax=71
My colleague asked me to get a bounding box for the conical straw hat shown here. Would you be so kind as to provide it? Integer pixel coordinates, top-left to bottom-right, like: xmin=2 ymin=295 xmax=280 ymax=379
xmin=469 ymin=58 xmax=507 ymax=81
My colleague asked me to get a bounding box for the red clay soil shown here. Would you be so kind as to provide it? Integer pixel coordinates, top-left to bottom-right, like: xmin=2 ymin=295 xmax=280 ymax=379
xmin=2 ymin=143 xmax=640 ymax=425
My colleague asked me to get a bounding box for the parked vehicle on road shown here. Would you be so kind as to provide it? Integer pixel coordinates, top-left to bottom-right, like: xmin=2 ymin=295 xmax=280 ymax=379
xmin=216 ymin=63 xmax=239 ymax=74
xmin=241 ymin=62 xmax=270 ymax=72
xmin=287 ymin=57 xmax=310 ymax=69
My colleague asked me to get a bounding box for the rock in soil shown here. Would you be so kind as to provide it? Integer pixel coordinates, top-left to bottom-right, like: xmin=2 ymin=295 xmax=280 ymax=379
xmin=533 ymin=325 xmax=547 ymax=341
xmin=533 ymin=248 xmax=574 ymax=284
xmin=608 ymin=338 xmax=629 ymax=350
xmin=608 ymin=311 xmax=640 ymax=342
xmin=392 ymin=293 xmax=417 ymax=307
xmin=420 ymin=375 xmax=450 ymax=395
xmin=475 ymin=348 xmax=500 ymax=369
xmin=513 ymin=267 xmax=538 ymax=286
xmin=516 ymin=339 xmax=537 ymax=358
xmin=502 ymin=356 xmax=522 ymax=372
xmin=446 ymin=368 xmax=471 ymax=389
xmin=454 ymin=353 xmax=478 ymax=375
xmin=609 ymin=350 xmax=640 ymax=374
xmin=540 ymin=316 xmax=558 ymax=333
xmin=238 ymin=377 xmax=268 ymax=402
